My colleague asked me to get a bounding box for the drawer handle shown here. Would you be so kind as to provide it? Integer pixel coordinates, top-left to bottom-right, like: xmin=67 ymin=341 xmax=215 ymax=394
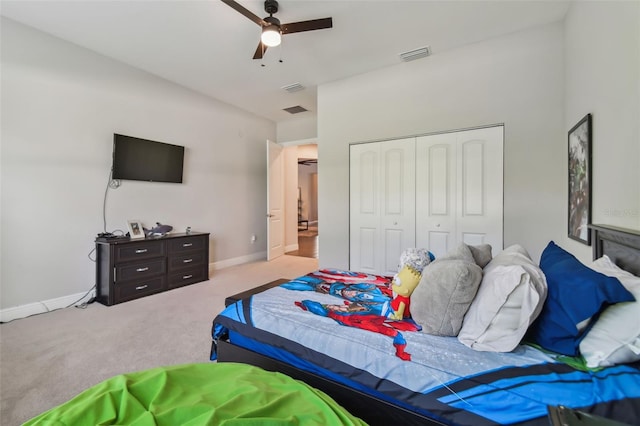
xmin=136 ymin=267 xmax=149 ymax=272
xmin=136 ymin=284 xmax=148 ymax=290
xmin=183 ymin=243 xmax=193 ymax=247
xmin=183 ymin=274 xmax=193 ymax=280
xmin=183 ymin=259 xmax=193 ymax=263
xmin=135 ymin=249 xmax=148 ymax=254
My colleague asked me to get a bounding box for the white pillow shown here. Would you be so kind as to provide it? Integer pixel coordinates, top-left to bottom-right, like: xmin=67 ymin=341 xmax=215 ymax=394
xmin=458 ymin=244 xmax=547 ymax=352
xmin=580 ymin=255 xmax=640 ymax=368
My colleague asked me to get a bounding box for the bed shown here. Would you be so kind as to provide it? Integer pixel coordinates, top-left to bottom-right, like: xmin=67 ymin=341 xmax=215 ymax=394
xmin=211 ymin=225 xmax=640 ymax=425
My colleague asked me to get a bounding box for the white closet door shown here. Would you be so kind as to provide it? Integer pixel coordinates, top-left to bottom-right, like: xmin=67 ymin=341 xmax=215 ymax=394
xmin=350 ymin=143 xmax=380 ymax=274
xmin=416 ymin=126 xmax=503 ymax=256
xmin=350 ymin=139 xmax=416 ymax=275
xmin=456 ymin=126 xmax=503 ymax=252
xmin=380 ymin=138 xmax=416 ymax=275
xmin=416 ymin=132 xmax=457 ymax=257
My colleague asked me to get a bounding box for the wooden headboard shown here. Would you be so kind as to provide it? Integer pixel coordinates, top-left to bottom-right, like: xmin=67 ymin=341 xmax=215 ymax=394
xmin=590 ymin=224 xmax=640 ymax=276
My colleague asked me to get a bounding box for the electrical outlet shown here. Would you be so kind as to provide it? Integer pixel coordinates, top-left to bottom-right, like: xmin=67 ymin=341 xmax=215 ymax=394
xmin=250 ymin=234 xmax=257 ymax=243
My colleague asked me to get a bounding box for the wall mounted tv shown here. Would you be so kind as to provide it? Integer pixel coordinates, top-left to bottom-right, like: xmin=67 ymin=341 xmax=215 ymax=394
xmin=112 ymin=134 xmax=185 ymax=183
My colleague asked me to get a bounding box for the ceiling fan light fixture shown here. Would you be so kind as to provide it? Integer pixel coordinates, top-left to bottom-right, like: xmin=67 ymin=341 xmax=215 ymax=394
xmin=261 ymin=25 xmax=281 ymax=47
xmin=222 ymin=0 xmax=332 ymax=59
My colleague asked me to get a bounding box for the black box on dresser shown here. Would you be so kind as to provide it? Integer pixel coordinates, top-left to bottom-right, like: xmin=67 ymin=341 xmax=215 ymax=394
xmin=95 ymin=232 xmax=210 ymax=306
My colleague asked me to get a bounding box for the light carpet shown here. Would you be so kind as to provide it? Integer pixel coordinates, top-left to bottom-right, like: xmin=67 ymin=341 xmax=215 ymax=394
xmin=0 ymin=255 xmax=318 ymax=426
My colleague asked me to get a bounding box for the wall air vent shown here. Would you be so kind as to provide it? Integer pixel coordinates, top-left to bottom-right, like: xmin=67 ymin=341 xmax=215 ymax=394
xmin=281 ymin=82 xmax=305 ymax=93
xmin=283 ymin=105 xmax=308 ymax=114
xmin=399 ymin=46 xmax=432 ymax=62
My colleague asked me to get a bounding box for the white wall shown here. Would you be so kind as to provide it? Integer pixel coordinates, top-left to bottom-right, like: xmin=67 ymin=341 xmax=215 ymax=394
xmin=284 ymin=146 xmax=299 ymax=251
xmin=277 ymin=116 xmax=317 ymax=143
xmin=318 ymin=2 xmax=640 ymax=270
xmin=1 ymin=18 xmax=276 ymax=310
xmin=318 ymin=23 xmax=566 ymax=269
xmin=562 ymin=1 xmax=640 ymax=261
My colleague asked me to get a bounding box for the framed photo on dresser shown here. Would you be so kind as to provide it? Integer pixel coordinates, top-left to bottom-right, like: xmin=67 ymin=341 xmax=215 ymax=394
xmin=127 ymin=220 xmax=145 ymax=239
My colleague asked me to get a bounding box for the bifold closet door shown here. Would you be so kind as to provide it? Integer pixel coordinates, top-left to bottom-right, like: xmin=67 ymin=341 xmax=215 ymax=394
xmin=349 ymin=138 xmax=416 ymax=275
xmin=416 ymin=126 xmax=504 ymax=257
xmin=415 ymin=132 xmax=457 ymax=257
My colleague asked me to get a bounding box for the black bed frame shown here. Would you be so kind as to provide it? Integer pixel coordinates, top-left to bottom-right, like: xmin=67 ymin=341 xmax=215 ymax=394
xmin=216 ymin=224 xmax=640 ymax=426
xmin=590 ymin=224 xmax=640 ymax=276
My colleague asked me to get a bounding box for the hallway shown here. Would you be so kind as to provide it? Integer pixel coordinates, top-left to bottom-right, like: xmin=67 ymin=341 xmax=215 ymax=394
xmin=286 ymin=225 xmax=318 ymax=259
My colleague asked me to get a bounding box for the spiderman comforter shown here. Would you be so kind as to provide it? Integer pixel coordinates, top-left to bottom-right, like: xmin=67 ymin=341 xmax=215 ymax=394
xmin=211 ymin=270 xmax=640 ymax=426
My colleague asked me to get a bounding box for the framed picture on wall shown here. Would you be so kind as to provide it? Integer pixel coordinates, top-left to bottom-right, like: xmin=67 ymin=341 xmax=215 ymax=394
xmin=127 ymin=220 xmax=145 ymax=239
xmin=567 ymin=113 xmax=592 ymax=245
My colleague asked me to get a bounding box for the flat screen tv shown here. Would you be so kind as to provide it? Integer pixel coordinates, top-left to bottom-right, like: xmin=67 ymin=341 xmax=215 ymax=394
xmin=112 ymin=134 xmax=184 ymax=183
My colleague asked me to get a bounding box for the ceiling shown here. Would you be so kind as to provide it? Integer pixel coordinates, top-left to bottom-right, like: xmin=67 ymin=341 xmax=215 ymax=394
xmin=0 ymin=0 xmax=571 ymax=123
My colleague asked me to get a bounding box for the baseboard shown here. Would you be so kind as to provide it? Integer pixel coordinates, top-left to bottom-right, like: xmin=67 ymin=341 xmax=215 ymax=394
xmin=285 ymin=243 xmax=299 ymax=253
xmin=210 ymin=251 xmax=267 ymax=271
xmin=0 ymin=289 xmax=96 ymax=323
xmin=1 ymin=252 xmax=269 ymax=322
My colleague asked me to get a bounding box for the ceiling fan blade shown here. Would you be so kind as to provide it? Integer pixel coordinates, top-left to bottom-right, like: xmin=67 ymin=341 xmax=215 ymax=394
xmin=281 ymin=17 xmax=332 ymax=34
xmin=253 ymin=41 xmax=267 ymax=60
xmin=221 ymin=0 xmax=266 ymax=26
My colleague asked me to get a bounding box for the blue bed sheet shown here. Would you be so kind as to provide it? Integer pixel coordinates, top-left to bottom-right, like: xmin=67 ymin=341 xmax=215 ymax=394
xmin=212 ymin=271 xmax=640 ymax=425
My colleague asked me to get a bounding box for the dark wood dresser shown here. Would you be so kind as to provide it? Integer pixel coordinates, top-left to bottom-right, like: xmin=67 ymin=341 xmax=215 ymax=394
xmin=95 ymin=232 xmax=210 ymax=306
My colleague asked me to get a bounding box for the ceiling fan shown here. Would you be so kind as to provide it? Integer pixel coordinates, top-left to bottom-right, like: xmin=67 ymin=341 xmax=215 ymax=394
xmin=222 ymin=0 xmax=333 ymax=59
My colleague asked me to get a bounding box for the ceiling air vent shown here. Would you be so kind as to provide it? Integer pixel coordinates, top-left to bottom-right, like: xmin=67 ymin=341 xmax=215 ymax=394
xmin=399 ymin=46 xmax=432 ymax=62
xmin=283 ymin=105 xmax=308 ymax=114
xmin=281 ymin=82 xmax=305 ymax=93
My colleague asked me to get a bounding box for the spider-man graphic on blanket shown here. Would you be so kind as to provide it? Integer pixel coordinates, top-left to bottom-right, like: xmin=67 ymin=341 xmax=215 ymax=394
xmin=282 ymin=249 xmax=433 ymax=361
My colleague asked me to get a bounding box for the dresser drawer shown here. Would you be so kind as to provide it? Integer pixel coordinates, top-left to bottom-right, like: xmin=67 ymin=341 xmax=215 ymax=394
xmin=168 ymin=266 xmax=208 ymax=289
xmin=168 ymin=235 xmax=207 ymax=254
xmin=115 ymin=241 xmax=165 ymax=262
xmin=169 ymin=251 xmax=207 ymax=271
xmin=116 ymin=258 xmax=165 ymax=282
xmin=115 ymin=276 xmax=166 ymax=303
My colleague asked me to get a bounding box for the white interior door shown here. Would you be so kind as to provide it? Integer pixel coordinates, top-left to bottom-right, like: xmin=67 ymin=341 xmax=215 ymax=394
xmin=267 ymin=140 xmax=285 ymax=261
xmin=350 ymin=138 xmax=415 ymax=275
xmin=455 ymin=126 xmax=504 ymax=251
xmin=350 ymin=143 xmax=379 ymax=274
xmin=379 ymin=138 xmax=416 ymax=275
xmin=416 ymin=132 xmax=458 ymax=257
xmin=416 ymin=126 xmax=503 ymax=256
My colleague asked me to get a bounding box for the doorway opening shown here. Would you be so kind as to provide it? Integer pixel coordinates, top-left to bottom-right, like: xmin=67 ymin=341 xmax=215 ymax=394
xmin=287 ymin=149 xmax=318 ymax=259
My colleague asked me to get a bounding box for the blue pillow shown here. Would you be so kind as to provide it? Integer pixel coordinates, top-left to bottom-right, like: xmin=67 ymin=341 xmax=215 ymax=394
xmin=527 ymin=241 xmax=635 ymax=356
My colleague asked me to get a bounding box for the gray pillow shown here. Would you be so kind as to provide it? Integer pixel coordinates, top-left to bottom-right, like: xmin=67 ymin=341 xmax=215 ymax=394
xmin=438 ymin=243 xmax=475 ymax=262
xmin=411 ymin=245 xmax=483 ymax=336
xmin=469 ymin=244 xmax=493 ymax=268
xmin=437 ymin=243 xmax=492 ymax=267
